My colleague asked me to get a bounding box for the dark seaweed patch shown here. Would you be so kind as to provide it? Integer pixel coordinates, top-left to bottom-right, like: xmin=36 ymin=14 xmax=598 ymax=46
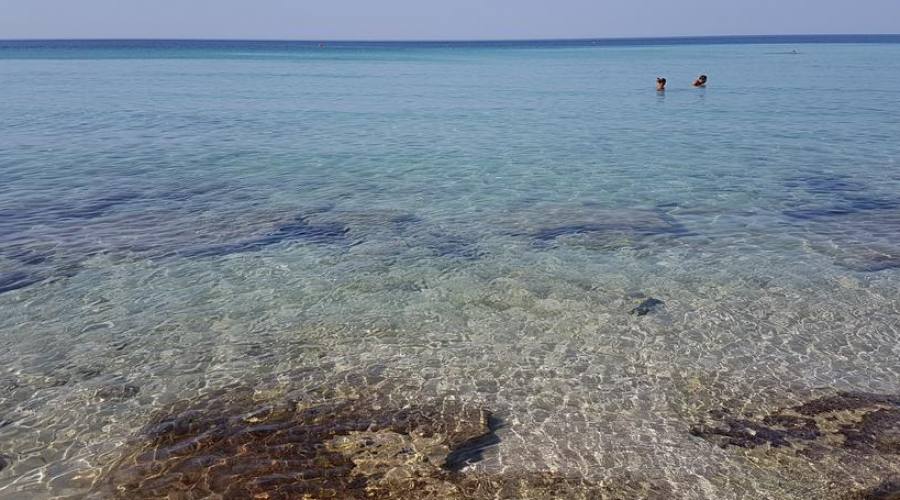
xmin=58 ymin=192 xmax=143 ymax=220
xmin=424 ymin=233 xmax=483 ymax=260
xmin=182 ymin=215 xmax=350 ymax=258
xmin=690 ymin=416 xmax=820 ymax=448
xmin=0 ymin=192 xmax=142 ymax=234
xmin=535 ymin=224 xmax=611 ymax=241
xmin=248 ymin=217 xmax=349 ymax=246
xmin=784 ymin=174 xmax=866 ymax=195
xmin=846 ymin=195 xmax=900 ymax=212
xmin=389 ymin=213 xmax=424 ymax=232
xmin=782 ymin=174 xmax=900 ymax=272
xmin=630 ymin=298 xmax=665 ymax=317
xmin=0 ymin=271 xmax=42 ymax=295
xmin=840 ymin=256 xmax=900 ymax=273
xmin=653 ymin=205 xmax=690 ymax=229
xmin=4 ymin=248 xmax=51 ymax=266
xmin=783 ymin=198 xmax=899 ymax=220
xmin=783 ymin=174 xmax=899 ymax=221
xmin=532 ymin=218 xmax=691 ymax=244
xmin=847 ymin=478 xmax=900 ymax=500
xmin=0 ymin=261 xmax=82 ymax=295
xmin=841 ymin=409 xmax=900 ymax=454
xmin=783 ymin=207 xmax=856 ymax=220
xmin=828 ymin=244 xmax=900 ymax=273
xmin=692 ymin=391 xmax=900 ymax=456
xmin=794 ymin=392 xmax=900 ymax=416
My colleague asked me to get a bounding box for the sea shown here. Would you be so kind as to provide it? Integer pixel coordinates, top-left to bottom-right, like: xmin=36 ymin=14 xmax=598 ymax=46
xmin=1 ymin=36 xmax=900 ymax=499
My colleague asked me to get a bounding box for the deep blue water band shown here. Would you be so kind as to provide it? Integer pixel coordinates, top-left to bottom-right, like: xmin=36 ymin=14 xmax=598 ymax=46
xmin=2 ymin=34 xmax=900 ymax=52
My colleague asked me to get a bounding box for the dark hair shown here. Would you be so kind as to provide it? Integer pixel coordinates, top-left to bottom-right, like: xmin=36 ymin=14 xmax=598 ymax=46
xmin=699 ymin=75 xmax=708 ymax=81
xmin=657 ymin=77 xmax=666 ymax=83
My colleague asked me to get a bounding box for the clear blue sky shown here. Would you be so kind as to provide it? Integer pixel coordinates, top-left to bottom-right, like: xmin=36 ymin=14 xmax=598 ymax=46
xmin=1 ymin=0 xmax=898 ymax=40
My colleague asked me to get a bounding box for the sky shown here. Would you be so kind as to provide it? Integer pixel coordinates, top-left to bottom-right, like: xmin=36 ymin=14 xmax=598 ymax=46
xmin=1 ymin=0 xmax=898 ymax=40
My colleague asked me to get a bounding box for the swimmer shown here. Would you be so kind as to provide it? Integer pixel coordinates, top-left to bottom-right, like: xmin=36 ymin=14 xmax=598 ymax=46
xmin=693 ymin=74 xmax=708 ymax=87
xmin=656 ymin=77 xmax=667 ymax=91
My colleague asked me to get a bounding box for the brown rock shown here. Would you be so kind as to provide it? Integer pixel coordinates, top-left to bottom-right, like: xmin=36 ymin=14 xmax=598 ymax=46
xmin=96 ymin=387 xmax=494 ymax=499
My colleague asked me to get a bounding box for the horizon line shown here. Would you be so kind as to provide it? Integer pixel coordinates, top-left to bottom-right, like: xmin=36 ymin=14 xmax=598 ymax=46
xmin=2 ymin=33 xmax=900 ymax=44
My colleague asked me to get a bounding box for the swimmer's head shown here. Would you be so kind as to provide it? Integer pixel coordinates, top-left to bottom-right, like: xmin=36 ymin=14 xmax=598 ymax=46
xmin=698 ymin=75 xmax=708 ymax=83
xmin=656 ymin=77 xmax=667 ymax=90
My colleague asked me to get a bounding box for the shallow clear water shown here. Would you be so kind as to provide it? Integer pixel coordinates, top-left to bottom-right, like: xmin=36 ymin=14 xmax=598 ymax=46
xmin=1 ymin=39 xmax=900 ymax=498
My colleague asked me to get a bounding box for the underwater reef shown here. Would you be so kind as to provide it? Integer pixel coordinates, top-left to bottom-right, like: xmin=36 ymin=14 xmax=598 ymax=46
xmin=94 ymin=384 xmax=672 ymax=500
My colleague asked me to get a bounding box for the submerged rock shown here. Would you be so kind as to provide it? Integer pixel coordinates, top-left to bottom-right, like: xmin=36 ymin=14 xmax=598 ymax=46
xmin=97 ymin=387 xmax=497 ymax=499
xmin=455 ymin=472 xmax=675 ymax=500
xmin=842 ymin=408 xmax=900 ymax=454
xmin=690 ymin=413 xmax=820 ymax=448
xmin=691 ymin=391 xmax=900 ymax=499
xmin=793 ymin=392 xmax=900 ymax=416
xmin=630 ymin=298 xmax=665 ymax=316
xmin=96 ymin=384 xmax=675 ymax=499
xmin=94 ymin=384 xmax=140 ymax=402
xmin=0 ymin=454 xmax=9 ymax=472
xmin=844 ymin=478 xmax=900 ymax=500
xmin=691 ymin=391 xmax=900 ymax=455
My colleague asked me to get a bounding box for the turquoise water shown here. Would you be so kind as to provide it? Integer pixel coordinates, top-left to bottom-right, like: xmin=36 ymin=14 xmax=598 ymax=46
xmin=1 ymin=39 xmax=900 ymax=498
